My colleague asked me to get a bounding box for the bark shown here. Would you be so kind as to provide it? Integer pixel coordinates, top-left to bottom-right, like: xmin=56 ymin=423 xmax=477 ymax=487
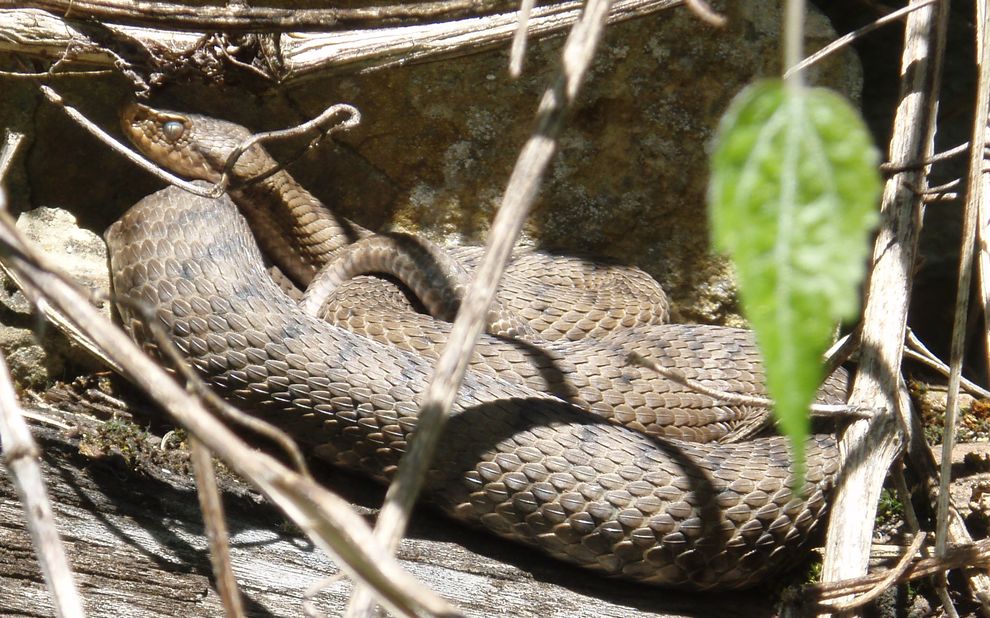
xmin=0 ymin=2 xmax=678 ymax=84
xmin=0 ymin=405 xmax=779 ymax=618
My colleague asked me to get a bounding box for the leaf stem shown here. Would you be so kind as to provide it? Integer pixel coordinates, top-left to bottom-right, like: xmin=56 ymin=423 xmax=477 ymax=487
xmin=783 ymin=0 xmax=805 ymax=89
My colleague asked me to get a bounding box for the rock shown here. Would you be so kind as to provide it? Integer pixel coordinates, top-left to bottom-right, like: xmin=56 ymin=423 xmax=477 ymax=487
xmin=289 ymin=0 xmax=861 ymax=325
xmin=0 ymin=207 xmax=110 ymax=387
xmin=7 ymin=1 xmax=861 ymax=329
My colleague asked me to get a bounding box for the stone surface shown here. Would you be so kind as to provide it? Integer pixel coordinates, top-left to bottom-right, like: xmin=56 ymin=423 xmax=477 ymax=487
xmin=2 ymin=1 xmax=861 ymax=335
xmin=288 ymin=1 xmax=861 ymax=326
xmin=0 ymin=207 xmax=109 ymax=386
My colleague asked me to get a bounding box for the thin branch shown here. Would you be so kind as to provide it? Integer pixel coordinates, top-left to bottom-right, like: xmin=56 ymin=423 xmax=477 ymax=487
xmin=785 ymin=0 xmax=941 ymax=79
xmin=628 ymin=351 xmax=870 ymax=418
xmin=881 ymin=140 xmax=973 ymax=174
xmin=808 ymin=539 xmax=990 ymax=606
xmin=0 ymin=68 xmax=114 ymax=79
xmin=978 ymin=2 xmax=990 ymax=393
xmin=0 ymin=351 xmax=86 ymax=618
xmin=216 ymin=104 xmax=361 ymax=192
xmin=190 ymin=437 xmax=246 ymax=618
xmin=0 ymin=129 xmax=24 ymax=182
xmin=0 ymin=0 xmax=514 ymax=32
xmin=819 ymin=0 xmax=950 ymax=607
xmin=892 ymin=461 xmax=922 ymax=535
xmin=782 ymin=0 xmax=805 ymax=87
xmin=509 ymin=0 xmax=535 ymax=77
xmin=344 ymin=1 xmax=615 ymax=615
xmin=0 ymin=202 xmax=459 ymax=618
xmin=303 ymin=575 xmax=346 ymax=618
xmin=819 ymin=532 xmax=927 ymax=612
xmin=0 ymin=2 xmax=682 ymax=83
xmin=936 ymin=0 xmax=990 ymax=565
xmin=39 ymin=87 xmax=217 ymax=197
xmin=112 ymin=294 xmax=311 ymax=477
xmin=42 ymin=87 xmax=360 ymax=203
xmin=905 ymin=329 xmax=990 ymax=399
xmin=682 ymin=0 xmax=724 ymax=27
xmin=0 ymin=131 xmax=86 ymax=618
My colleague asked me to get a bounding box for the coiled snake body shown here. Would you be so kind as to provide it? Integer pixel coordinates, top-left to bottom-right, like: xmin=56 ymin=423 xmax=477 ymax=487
xmin=106 ymin=104 xmax=845 ymax=589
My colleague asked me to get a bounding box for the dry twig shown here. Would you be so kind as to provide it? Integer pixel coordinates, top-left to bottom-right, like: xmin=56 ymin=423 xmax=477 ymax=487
xmin=0 ymin=350 xmax=84 ymax=616
xmin=819 ymin=532 xmax=927 ymax=612
xmin=784 ymin=0 xmax=940 ymax=79
xmin=0 ymin=142 xmax=83 ymax=612
xmin=819 ymin=0 xmax=948 ymax=608
xmin=0 ymin=0 xmax=514 ymax=32
xmin=189 ymin=436 xmax=246 ymax=618
xmin=905 ymin=330 xmax=990 ymax=399
xmin=0 ymin=194 xmax=459 ymax=617
xmin=344 ymin=0 xmax=616 ymax=615
xmin=936 ymin=2 xmax=990 ymax=607
xmin=808 ymin=539 xmax=990 ymax=609
xmin=0 ymin=2 xmax=681 ymax=83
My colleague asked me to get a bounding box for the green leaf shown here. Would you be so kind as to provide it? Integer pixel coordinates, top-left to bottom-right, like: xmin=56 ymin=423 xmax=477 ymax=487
xmin=708 ymin=79 xmax=881 ymax=482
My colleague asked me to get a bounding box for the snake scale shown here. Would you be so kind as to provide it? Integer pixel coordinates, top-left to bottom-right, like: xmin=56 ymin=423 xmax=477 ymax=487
xmin=105 ymin=103 xmax=847 ymax=589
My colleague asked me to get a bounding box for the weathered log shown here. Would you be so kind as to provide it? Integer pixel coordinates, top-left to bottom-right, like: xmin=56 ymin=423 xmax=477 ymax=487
xmin=0 ymin=404 xmax=779 ymax=617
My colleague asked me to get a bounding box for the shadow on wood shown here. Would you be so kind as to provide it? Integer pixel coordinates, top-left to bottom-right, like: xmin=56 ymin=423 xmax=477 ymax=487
xmin=0 ymin=406 xmax=782 ymax=617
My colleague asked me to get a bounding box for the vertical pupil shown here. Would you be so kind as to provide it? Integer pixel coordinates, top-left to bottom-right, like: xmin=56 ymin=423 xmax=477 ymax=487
xmin=162 ymin=121 xmax=184 ymax=141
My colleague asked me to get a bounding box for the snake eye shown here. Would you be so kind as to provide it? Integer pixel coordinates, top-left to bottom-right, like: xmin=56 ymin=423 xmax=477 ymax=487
xmin=162 ymin=120 xmax=185 ymax=142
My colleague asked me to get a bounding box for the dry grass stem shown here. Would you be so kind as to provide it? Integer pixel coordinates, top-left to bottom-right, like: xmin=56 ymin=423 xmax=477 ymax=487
xmin=905 ymin=330 xmax=990 ymax=399
xmin=344 ymin=1 xmax=616 ymax=615
xmin=820 ymin=532 xmax=927 ymax=612
xmin=784 ymin=0 xmax=940 ymax=79
xmin=0 ymin=203 xmax=459 ymax=617
xmin=190 ymin=436 xmax=246 ymax=618
xmin=509 ymin=0 xmax=536 ymax=76
xmin=819 ymin=0 xmax=949 ymax=609
xmin=0 ymin=351 xmax=86 ymax=617
xmin=936 ymin=0 xmax=990 ymax=578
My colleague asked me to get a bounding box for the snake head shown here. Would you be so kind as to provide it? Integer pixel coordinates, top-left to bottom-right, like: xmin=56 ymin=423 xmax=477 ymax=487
xmin=121 ymin=102 xmax=258 ymax=183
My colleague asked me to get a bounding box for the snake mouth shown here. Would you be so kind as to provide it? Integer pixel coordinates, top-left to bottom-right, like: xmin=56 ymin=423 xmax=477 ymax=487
xmin=119 ymin=100 xmax=146 ymax=130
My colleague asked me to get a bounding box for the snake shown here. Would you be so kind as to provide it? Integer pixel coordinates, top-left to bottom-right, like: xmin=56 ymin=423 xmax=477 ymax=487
xmin=106 ymin=103 xmax=847 ymax=589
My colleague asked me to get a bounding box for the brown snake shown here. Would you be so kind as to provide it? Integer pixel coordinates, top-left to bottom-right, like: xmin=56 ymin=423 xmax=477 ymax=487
xmin=107 ymin=103 xmax=847 ymax=589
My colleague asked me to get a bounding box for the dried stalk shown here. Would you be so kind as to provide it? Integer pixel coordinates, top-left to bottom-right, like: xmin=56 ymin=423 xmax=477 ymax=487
xmin=509 ymin=0 xmax=536 ymax=76
xmin=808 ymin=539 xmax=990 ymax=609
xmin=0 ymin=1 xmax=680 ymax=83
xmin=980 ymin=0 xmax=990 ymax=395
xmin=344 ymin=1 xmax=616 ymax=615
xmin=0 ymin=352 xmax=85 ymax=617
xmin=905 ymin=330 xmax=990 ymax=399
xmin=0 ymin=137 xmax=83 ymax=618
xmin=819 ymin=0 xmax=948 ymax=609
xmin=0 ymin=129 xmax=22 ymax=180
xmin=937 ymin=0 xmax=990 ymax=579
xmin=189 ymin=436 xmax=246 ymax=618
xmin=0 ymin=207 xmax=459 ymax=617
xmin=0 ymin=0 xmax=514 ymax=32
xmin=784 ymin=0 xmax=940 ymax=79
xmin=819 ymin=533 xmax=927 ymax=613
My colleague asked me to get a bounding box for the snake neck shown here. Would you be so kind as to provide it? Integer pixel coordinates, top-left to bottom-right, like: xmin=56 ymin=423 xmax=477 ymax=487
xmin=231 ymin=170 xmax=372 ymax=286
